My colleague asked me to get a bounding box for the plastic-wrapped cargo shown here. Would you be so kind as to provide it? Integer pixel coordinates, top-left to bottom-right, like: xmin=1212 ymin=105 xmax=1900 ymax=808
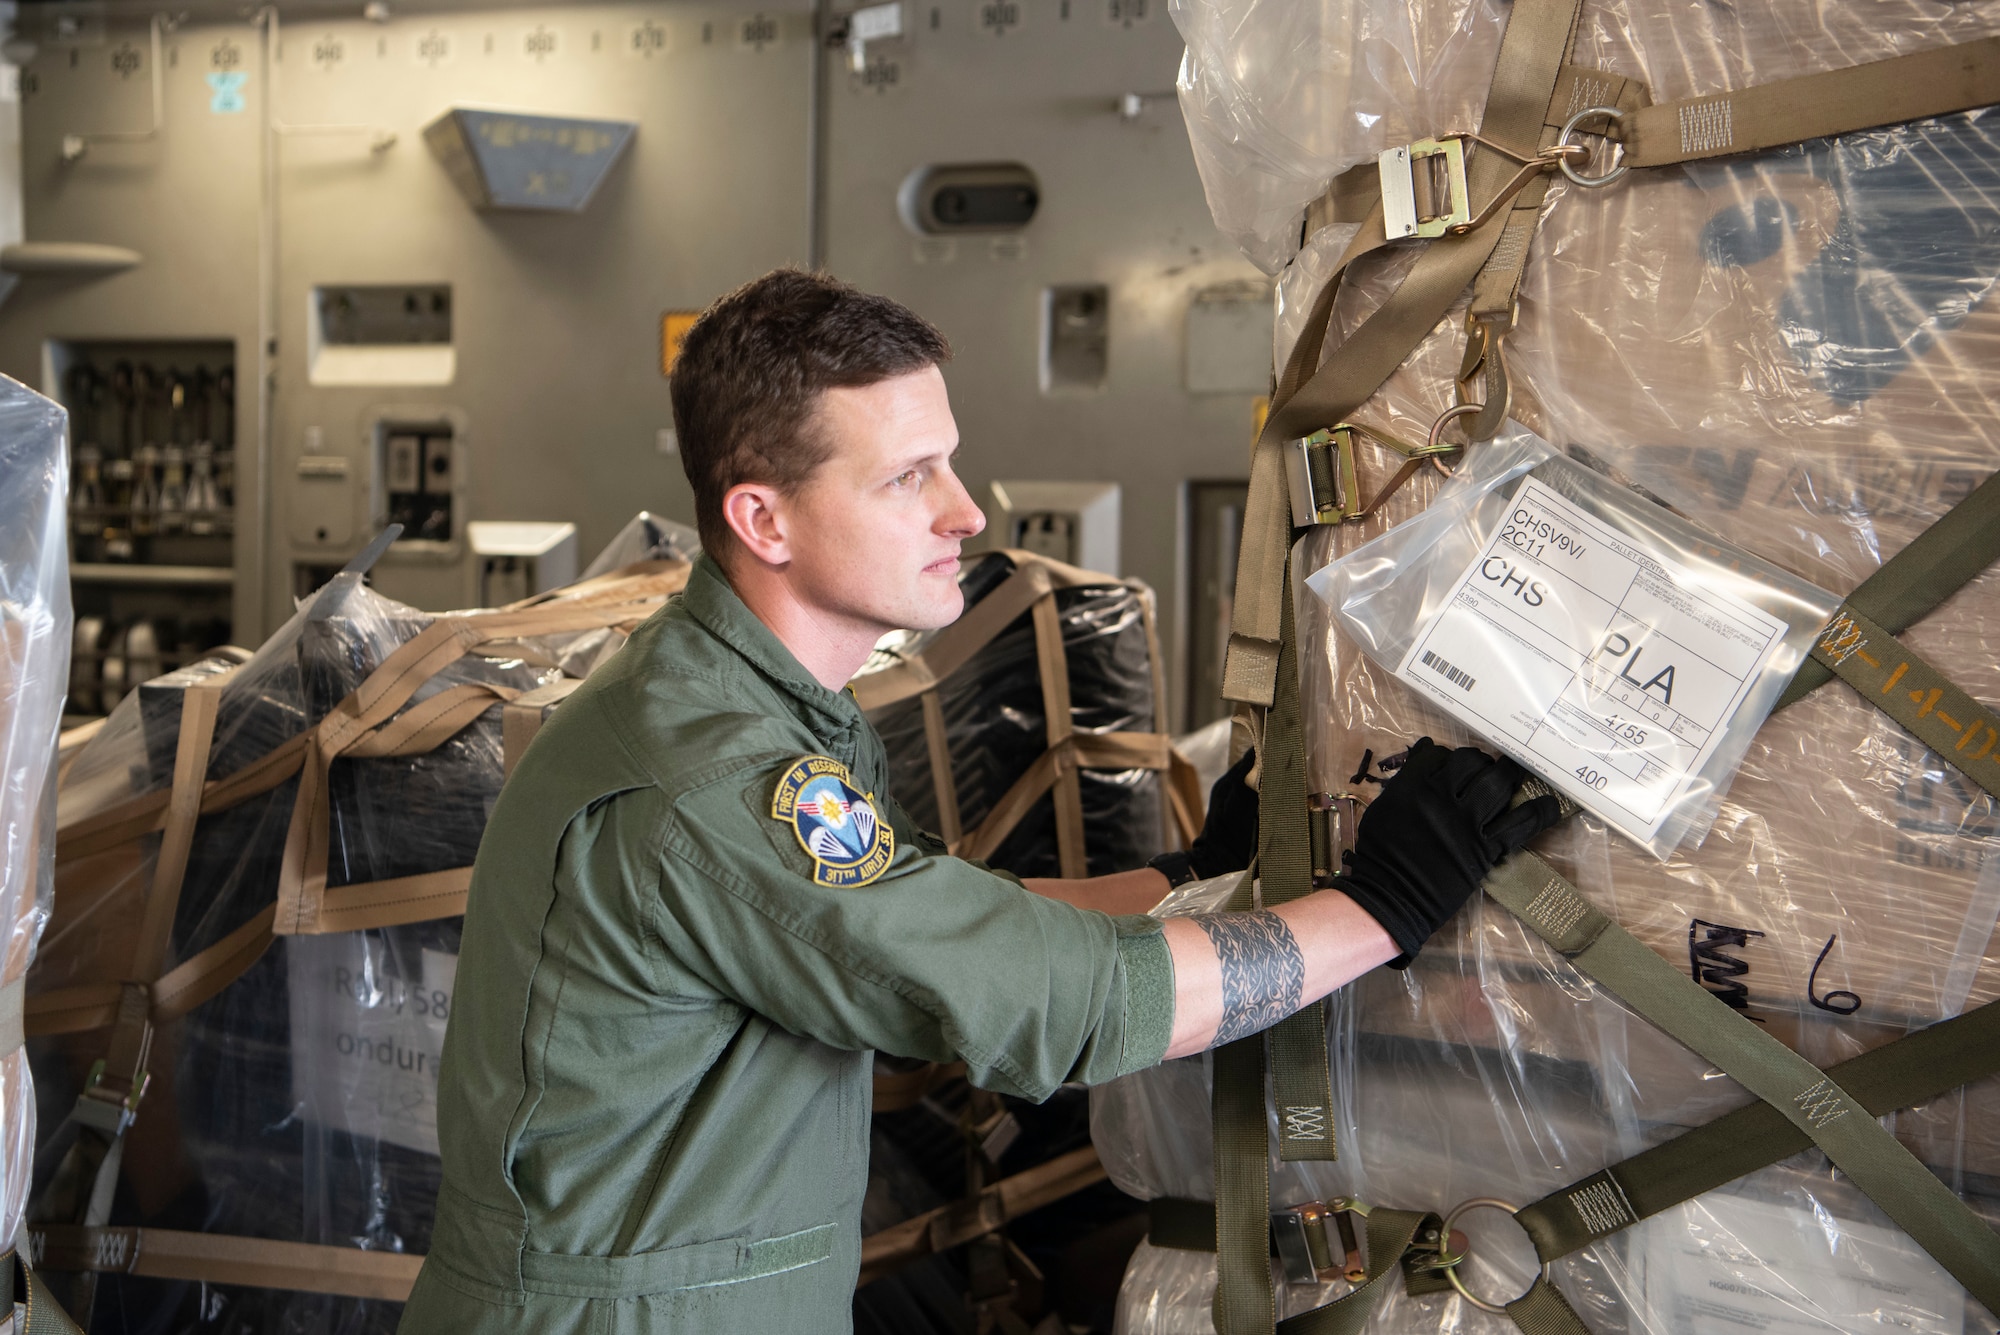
xmin=1101 ymin=0 xmax=2000 ymax=1329
xmin=0 ymin=375 xmax=72 ymax=1298
xmin=27 ymin=565 xmax=681 ymax=1334
xmin=857 ymin=549 xmax=1179 ymax=880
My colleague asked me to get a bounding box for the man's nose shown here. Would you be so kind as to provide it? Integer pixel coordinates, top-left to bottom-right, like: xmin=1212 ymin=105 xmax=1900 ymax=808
xmin=936 ymin=472 xmax=987 ymax=538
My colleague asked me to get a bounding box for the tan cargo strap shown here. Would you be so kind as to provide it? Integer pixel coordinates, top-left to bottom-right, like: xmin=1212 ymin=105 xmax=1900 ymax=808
xmin=1224 ymin=0 xmax=1585 ymax=710
xmin=1214 ymin=0 xmax=1588 ymax=1327
xmin=1484 ymin=852 xmax=2000 ymax=1316
xmin=502 ymin=676 xmax=582 ymax=777
xmin=852 ymin=550 xmax=1172 ymax=878
xmin=1607 ymin=36 xmax=2000 ymax=170
xmin=24 ymin=1225 xmax=424 ymax=1304
xmin=273 ymin=601 xmax=649 ymax=935
xmin=950 ymin=732 xmax=1172 ymax=866
xmin=28 ymin=667 xmax=236 ymax=1325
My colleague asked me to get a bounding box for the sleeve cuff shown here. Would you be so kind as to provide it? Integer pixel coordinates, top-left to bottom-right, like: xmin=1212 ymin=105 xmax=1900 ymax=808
xmin=1113 ymin=922 xmax=1176 ymax=1075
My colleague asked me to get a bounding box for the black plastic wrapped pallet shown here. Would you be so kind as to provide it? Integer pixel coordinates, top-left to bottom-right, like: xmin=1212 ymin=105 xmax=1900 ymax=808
xmin=34 ymin=574 xmax=549 ymax=1334
xmin=865 ymin=552 xmax=1168 ymax=881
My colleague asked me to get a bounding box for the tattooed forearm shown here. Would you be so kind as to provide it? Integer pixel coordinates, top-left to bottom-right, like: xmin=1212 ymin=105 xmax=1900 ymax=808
xmin=1194 ymin=911 xmax=1306 ymax=1045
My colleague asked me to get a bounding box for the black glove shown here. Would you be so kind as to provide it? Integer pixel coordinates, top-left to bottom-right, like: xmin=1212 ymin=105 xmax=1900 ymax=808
xmin=1336 ymin=737 xmax=1561 ymax=965
xmin=1150 ymin=747 xmax=1261 ymax=887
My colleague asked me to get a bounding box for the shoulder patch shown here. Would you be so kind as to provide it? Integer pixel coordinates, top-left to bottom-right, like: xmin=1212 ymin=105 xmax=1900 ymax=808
xmin=771 ymin=755 xmax=895 ymax=887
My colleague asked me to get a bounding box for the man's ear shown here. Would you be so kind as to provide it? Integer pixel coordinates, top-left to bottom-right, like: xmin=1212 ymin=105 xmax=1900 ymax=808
xmin=722 ymin=482 xmax=791 ymax=569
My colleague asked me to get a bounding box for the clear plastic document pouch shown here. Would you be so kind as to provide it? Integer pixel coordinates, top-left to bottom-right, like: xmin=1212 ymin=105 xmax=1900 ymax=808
xmin=1307 ymin=430 xmax=1839 ymax=859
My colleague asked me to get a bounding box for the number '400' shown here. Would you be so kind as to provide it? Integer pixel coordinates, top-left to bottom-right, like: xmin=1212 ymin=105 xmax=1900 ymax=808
xmin=1574 ymin=766 xmax=1609 ymax=791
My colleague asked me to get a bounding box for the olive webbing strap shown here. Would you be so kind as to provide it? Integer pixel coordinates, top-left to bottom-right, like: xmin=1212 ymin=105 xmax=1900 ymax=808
xmin=1516 ymin=997 xmax=2000 ymax=1265
xmin=1214 ymin=792 xmax=1275 ymax=1332
xmin=1810 ymin=605 xmax=2000 ymax=801
xmin=1222 ymin=0 xmax=1585 ymax=707
xmin=1485 ymin=853 xmax=2000 ymax=1315
xmin=1619 ymin=36 xmax=2000 ymax=168
xmin=1264 ymin=556 xmax=1337 ymax=1163
xmin=1504 ymin=1277 xmax=1594 ymax=1335
xmin=11 ymin=1252 xmax=86 ymax=1335
xmin=1213 ymin=1025 xmax=1276 ymax=1333
xmin=1274 ymin=1208 xmax=1445 ymax=1335
xmin=1778 ymin=467 xmax=2000 ymax=710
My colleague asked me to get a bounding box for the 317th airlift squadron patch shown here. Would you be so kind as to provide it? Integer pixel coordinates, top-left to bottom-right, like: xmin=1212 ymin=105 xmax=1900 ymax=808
xmin=771 ymin=755 xmax=896 ymax=887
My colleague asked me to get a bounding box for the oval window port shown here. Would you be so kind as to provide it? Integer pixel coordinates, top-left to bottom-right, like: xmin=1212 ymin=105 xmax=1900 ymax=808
xmin=899 ymin=163 xmax=1040 ymax=235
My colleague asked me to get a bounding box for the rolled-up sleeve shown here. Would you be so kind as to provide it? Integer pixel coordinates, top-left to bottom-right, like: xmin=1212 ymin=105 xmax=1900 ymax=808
xmin=649 ymin=759 xmax=1175 ymax=1100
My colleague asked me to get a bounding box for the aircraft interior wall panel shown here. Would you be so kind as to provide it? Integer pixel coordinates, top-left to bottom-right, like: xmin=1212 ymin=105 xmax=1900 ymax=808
xmin=5 ymin=4 xmax=812 ymax=635
xmin=823 ymin=0 xmax=1268 ymax=729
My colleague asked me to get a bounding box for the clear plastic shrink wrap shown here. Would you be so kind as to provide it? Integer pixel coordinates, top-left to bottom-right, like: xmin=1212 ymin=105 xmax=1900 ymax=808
xmin=28 ymin=570 xmax=672 ymax=1334
xmin=1102 ymin=0 xmax=2000 ymax=1329
xmin=861 ymin=550 xmax=1173 ymax=879
xmin=1 ymin=377 xmax=71 ymax=1274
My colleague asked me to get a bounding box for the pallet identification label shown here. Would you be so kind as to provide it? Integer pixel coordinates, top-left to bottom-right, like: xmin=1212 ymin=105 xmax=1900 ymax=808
xmin=1394 ymin=476 xmax=1789 ymax=849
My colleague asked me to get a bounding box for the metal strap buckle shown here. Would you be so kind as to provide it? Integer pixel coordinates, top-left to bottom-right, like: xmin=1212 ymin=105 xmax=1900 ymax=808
xmin=1382 ymin=132 xmax=1591 ymax=241
xmin=1380 ymin=138 xmax=1469 ymax=240
xmin=1271 ymin=1197 xmax=1370 ymax=1286
xmin=1283 ymin=428 xmax=1360 ymax=527
xmin=1284 ymin=422 xmax=1460 ymax=528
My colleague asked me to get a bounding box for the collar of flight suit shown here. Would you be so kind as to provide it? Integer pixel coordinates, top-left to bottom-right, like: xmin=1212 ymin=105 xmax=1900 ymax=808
xmin=677 ymin=553 xmax=873 ymax=767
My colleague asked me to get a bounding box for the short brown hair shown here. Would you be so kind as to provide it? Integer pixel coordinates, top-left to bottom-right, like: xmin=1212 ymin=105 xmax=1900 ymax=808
xmin=671 ymin=269 xmax=951 ymax=560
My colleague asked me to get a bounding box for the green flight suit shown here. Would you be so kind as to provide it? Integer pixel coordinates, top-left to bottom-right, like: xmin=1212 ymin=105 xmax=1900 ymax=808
xmin=399 ymin=556 xmax=1175 ymax=1334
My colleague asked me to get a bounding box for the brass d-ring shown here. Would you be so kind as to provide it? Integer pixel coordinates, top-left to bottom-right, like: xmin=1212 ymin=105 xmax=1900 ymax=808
xmin=1557 ymin=105 xmax=1628 ymax=187
xmin=1436 ymin=1198 xmax=1553 ymax=1315
xmin=1425 ymin=402 xmax=1482 ymax=476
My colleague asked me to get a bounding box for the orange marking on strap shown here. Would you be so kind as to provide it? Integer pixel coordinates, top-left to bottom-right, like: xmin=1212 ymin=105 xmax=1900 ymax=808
xmin=1936 ymin=710 xmax=1962 ymax=732
xmin=1855 ymin=648 xmax=1880 ymax=667
xmin=1882 ymin=662 xmax=1909 ymax=693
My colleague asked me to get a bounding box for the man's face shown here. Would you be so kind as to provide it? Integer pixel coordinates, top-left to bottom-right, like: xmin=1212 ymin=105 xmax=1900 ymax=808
xmin=778 ymin=365 xmax=986 ymax=636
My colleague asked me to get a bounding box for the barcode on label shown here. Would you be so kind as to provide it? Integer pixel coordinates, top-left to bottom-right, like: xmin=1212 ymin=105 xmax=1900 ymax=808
xmin=1420 ymin=649 xmax=1476 ymax=692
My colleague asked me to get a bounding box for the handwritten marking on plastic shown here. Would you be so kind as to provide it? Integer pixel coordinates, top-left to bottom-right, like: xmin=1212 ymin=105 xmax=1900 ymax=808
xmin=1689 ymin=918 xmax=1763 ymax=1017
xmin=1283 ymin=1105 xmax=1328 ymax=1142
xmin=1526 ymin=879 xmax=1587 ymax=940
xmin=1807 ymin=934 xmax=1862 ymax=1015
xmin=1680 ymin=98 xmax=1734 ymax=154
xmin=1569 ymin=1178 xmax=1637 ymax=1235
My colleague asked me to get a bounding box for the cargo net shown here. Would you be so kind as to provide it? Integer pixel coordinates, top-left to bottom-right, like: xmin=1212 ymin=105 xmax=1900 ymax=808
xmin=856 ymin=549 xmax=1183 ymax=881
xmin=24 ymin=542 xmax=1185 ymax=1333
xmin=27 ymin=554 xmax=688 ymax=1332
xmin=1095 ymin=0 xmax=2000 ymax=1329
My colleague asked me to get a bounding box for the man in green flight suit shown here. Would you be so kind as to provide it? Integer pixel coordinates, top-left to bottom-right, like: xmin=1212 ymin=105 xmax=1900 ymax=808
xmin=400 ymin=270 xmax=1558 ymax=1333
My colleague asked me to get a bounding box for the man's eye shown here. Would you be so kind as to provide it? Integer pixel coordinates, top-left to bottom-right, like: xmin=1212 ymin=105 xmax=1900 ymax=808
xmin=892 ymin=470 xmax=920 ymax=488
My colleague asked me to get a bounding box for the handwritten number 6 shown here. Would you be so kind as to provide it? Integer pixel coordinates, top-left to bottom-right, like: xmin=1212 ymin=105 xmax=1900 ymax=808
xmin=1808 ymin=934 xmax=1861 ymax=1015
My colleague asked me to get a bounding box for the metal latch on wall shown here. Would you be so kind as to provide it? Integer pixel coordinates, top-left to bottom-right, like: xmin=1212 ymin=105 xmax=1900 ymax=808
xmin=1271 ymin=1198 xmax=1369 ymax=1286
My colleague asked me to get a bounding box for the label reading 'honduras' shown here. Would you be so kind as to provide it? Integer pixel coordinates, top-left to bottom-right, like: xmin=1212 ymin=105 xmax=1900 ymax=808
xmin=772 ymin=755 xmax=895 ymax=887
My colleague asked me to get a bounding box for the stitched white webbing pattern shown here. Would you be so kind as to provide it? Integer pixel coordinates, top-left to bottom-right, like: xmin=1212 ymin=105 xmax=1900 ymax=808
xmin=1680 ymin=99 xmax=1734 ymax=154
